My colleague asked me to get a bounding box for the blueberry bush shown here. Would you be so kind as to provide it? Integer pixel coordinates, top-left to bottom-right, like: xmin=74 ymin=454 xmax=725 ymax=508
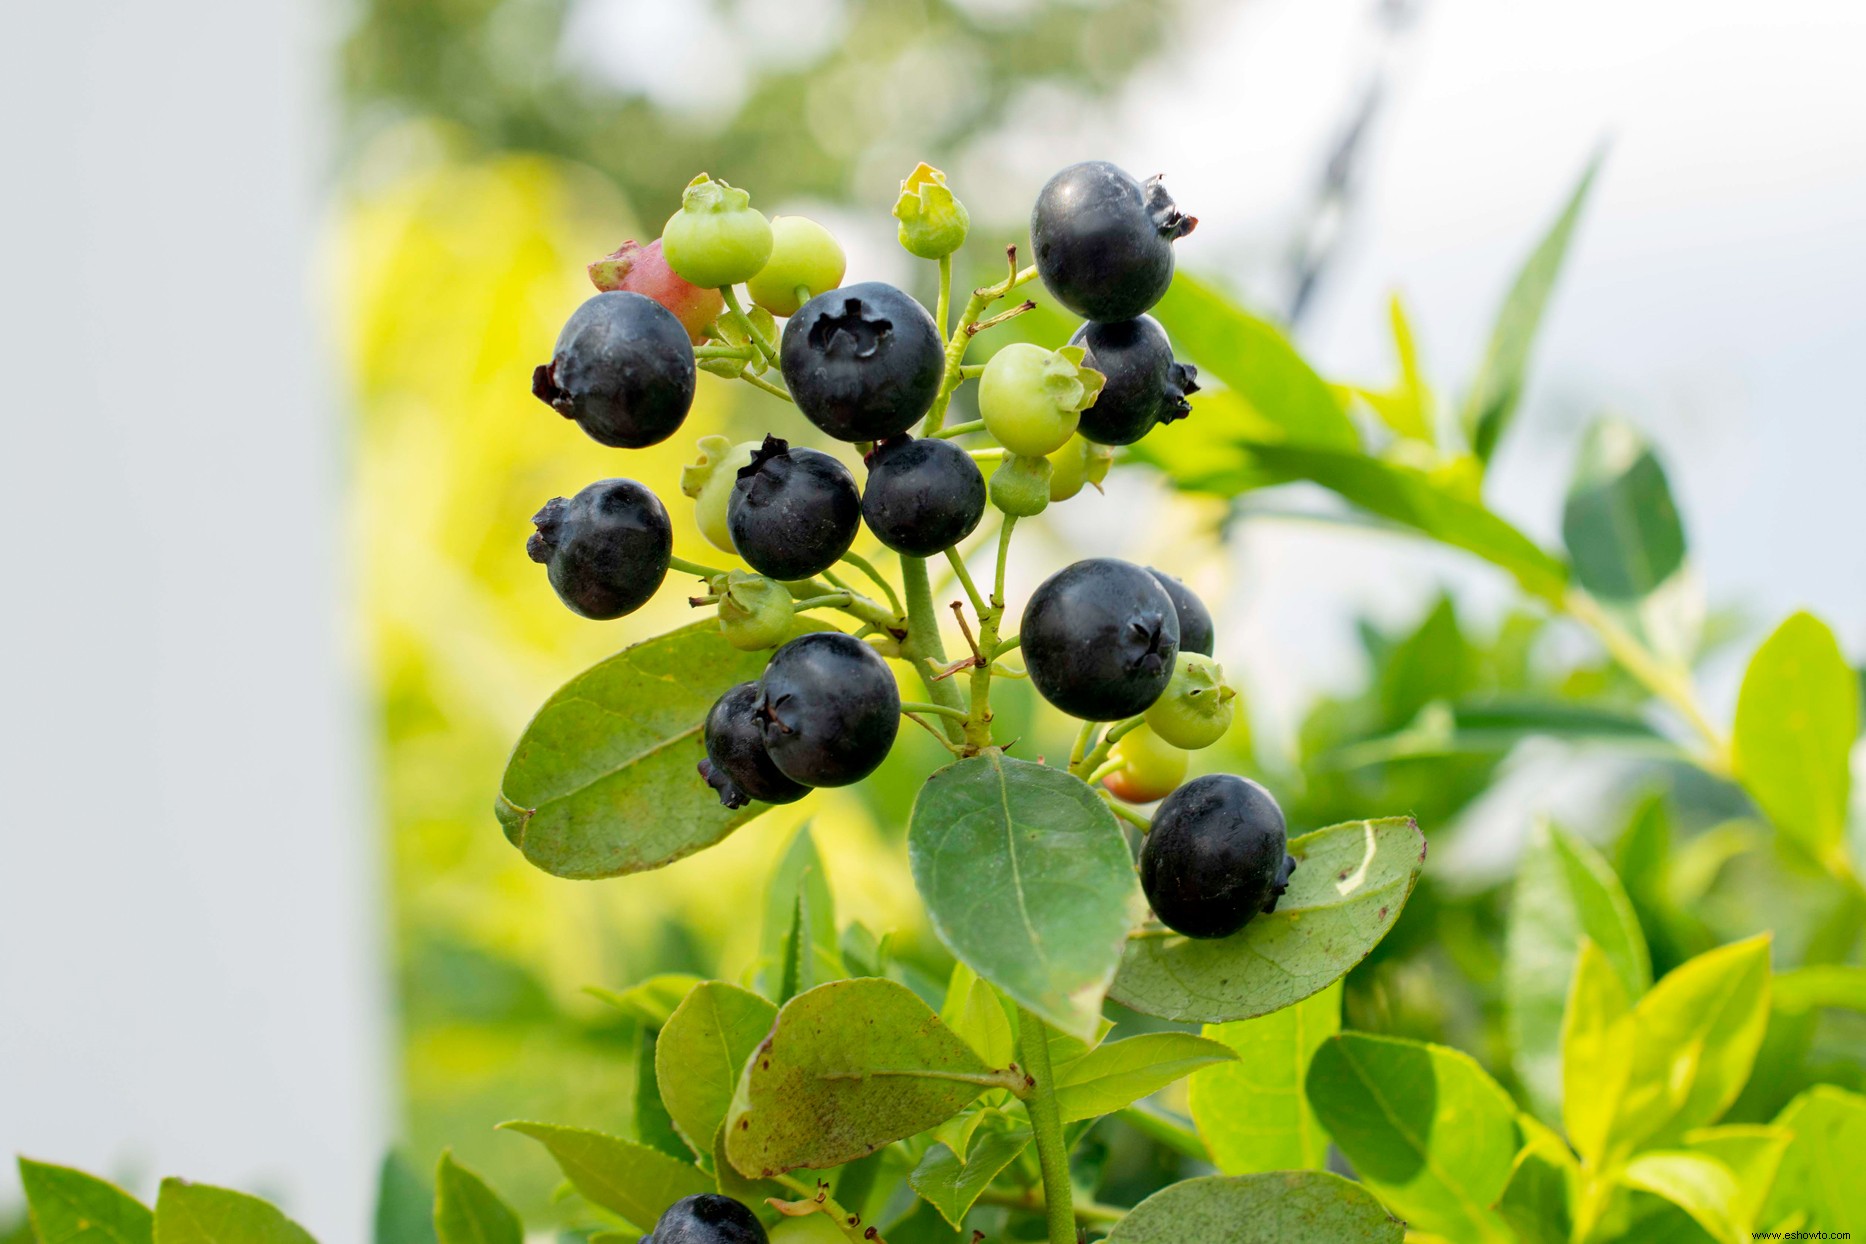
xmin=12 ymin=156 xmax=1864 ymax=1242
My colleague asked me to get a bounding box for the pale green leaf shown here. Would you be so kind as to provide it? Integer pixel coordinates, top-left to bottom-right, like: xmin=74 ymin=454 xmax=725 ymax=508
xmin=1304 ymin=1033 xmax=1517 ymax=1243
xmin=496 ymin=620 xmax=774 ymax=879
xmin=940 ymin=962 xmax=1015 ymax=1070
xmin=431 ymin=1155 xmax=518 ymax=1244
xmin=1495 ymin=1116 xmax=1579 ymax=1244
xmin=724 ymin=978 xmax=1014 ymax=1178
xmin=1561 ymin=940 xmax=1635 ymax=1166
xmin=1463 ymin=154 xmax=1602 ymax=462
xmin=1683 ymin=1125 xmax=1792 ymax=1230
xmin=499 ymin=1123 xmax=710 ymax=1232
xmin=760 ymin=825 xmax=842 ymax=1002
xmin=152 ymin=1181 xmax=316 ymax=1244
xmin=909 ymin=753 xmax=1144 ymax=1041
xmin=1111 ymin=817 xmax=1425 ymax=1024
xmin=1105 ymin=1171 xmax=1403 ymax=1243
xmin=1562 ymin=417 xmax=1687 ymax=598
xmin=1733 ymin=612 xmax=1859 ymax=867
xmin=18 ymin=1158 xmax=152 ymax=1244
xmin=1050 ymin=1032 xmax=1235 ymax=1123
xmin=1506 ymin=822 xmax=1650 ymax=1121
xmin=634 ymin=1026 xmax=690 ymax=1160
xmin=1772 ymin=964 xmax=1866 ymax=1014
xmin=656 ymin=981 xmax=779 ymax=1156
xmin=372 ymin=1152 xmax=436 ymax=1244
xmin=1619 ymin=1152 xmax=1742 ymax=1244
xmin=585 ymin=973 xmax=704 ymax=1027
xmin=907 ymin=1117 xmax=1031 ymax=1229
xmin=1189 ymin=983 xmax=1340 ymax=1173
xmin=1760 ymin=1086 xmax=1866 ymax=1230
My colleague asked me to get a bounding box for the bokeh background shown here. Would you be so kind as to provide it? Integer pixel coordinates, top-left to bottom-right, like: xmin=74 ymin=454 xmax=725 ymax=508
xmin=4 ymin=0 xmax=1864 ymax=1237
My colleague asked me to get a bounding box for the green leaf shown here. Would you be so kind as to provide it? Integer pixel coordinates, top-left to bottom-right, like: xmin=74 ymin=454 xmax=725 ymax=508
xmin=907 ymin=1116 xmax=1032 ymax=1229
xmin=1104 ymin=1171 xmax=1403 ymax=1243
xmin=372 ymin=1152 xmax=436 ymax=1244
xmin=1049 ymin=1032 xmax=1235 ymax=1123
xmin=656 ymin=981 xmax=779 ymax=1156
xmin=151 ymin=1181 xmax=316 ymax=1244
xmin=498 ymin=1123 xmax=711 ymax=1232
xmin=1110 ymin=817 xmax=1425 ymax=1024
xmin=1239 ymin=445 xmax=1570 ymax=603
xmin=1619 ymin=1152 xmax=1742 ymax=1244
xmin=634 ymin=1026 xmax=691 ymax=1160
xmin=940 ymin=962 xmax=1015 ymax=1070
xmin=760 ymin=825 xmax=842 ymax=1002
xmin=1305 ymin=1033 xmax=1518 ymax=1243
xmin=1732 ymin=612 xmax=1859 ymax=867
xmin=18 ymin=1158 xmax=152 ymax=1244
xmin=586 ymin=973 xmax=705 ymax=1027
xmin=908 ymin=753 xmax=1144 ymax=1040
xmin=1495 ymin=1117 xmax=1580 ymax=1244
xmin=1562 ymin=418 xmax=1687 ymax=598
xmin=495 ymin=620 xmax=774 ymax=879
xmin=431 ymin=1155 xmax=518 ymax=1244
xmin=1605 ymin=934 xmax=1773 ymax=1159
xmin=723 ymin=977 xmax=1017 ymax=1178
xmin=1684 ymin=1125 xmax=1792 ymax=1230
xmin=1189 ymin=982 xmax=1340 ymax=1173
xmin=1562 ymin=940 xmax=1635 ymax=1166
xmin=1761 ymin=1086 xmax=1866 ymax=1229
xmin=1462 ymin=153 xmax=1602 ymax=462
xmin=1773 ymin=964 xmax=1866 ymax=1014
xmin=1505 ymin=822 xmax=1650 ymax=1121
xmin=1150 ymin=275 xmax=1359 ymax=451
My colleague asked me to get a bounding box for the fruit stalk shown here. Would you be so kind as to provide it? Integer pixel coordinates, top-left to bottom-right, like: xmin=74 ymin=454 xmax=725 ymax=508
xmin=898 ymin=553 xmax=968 ymax=739
xmin=718 ymin=284 xmax=781 ymax=369
xmin=1016 ymin=1006 xmax=1078 ymax=1244
xmin=924 ymin=250 xmax=1040 ymax=433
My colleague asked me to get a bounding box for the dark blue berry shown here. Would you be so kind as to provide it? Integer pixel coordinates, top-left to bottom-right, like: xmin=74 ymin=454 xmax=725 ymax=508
xmin=1140 ymin=775 xmax=1297 ymax=940
xmin=861 ymin=436 xmax=986 ymax=557
xmin=1030 ymin=162 xmax=1195 ymax=322
xmin=1021 ymin=558 xmax=1179 ymax=721
xmin=532 ymin=291 xmax=696 ymax=448
xmin=700 ymin=681 xmax=812 ymax=809
xmin=651 ymin=1193 xmax=768 ymax=1244
xmin=727 ymin=436 xmax=860 ymax=581
xmin=527 ymin=479 xmax=671 ymax=619
xmin=1147 ymin=567 xmax=1214 ymax=657
xmin=758 ymin=632 xmax=900 ymax=787
xmin=1069 ymin=316 xmax=1198 ymax=445
xmin=780 ymin=282 xmax=944 ymax=442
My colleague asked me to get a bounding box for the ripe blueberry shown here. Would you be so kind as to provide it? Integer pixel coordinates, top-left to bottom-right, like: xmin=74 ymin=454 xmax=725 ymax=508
xmin=1147 ymin=568 xmax=1214 ymax=657
xmin=650 ymin=1193 xmax=769 ymax=1244
xmin=1140 ymin=775 xmax=1299 ymax=940
xmin=978 ymin=342 xmax=1105 ymax=458
xmin=532 ymin=291 xmax=697 ymax=449
xmin=860 ymin=436 xmax=986 ymax=557
xmin=588 ymin=238 xmax=724 ymax=345
xmin=746 ymin=216 xmax=846 ymax=318
xmin=527 ymin=479 xmax=671 ymax=620
xmin=1030 ymin=161 xmax=1195 ymax=322
xmin=662 ymin=175 xmax=774 ymax=290
xmin=700 ymin=681 xmax=811 ymax=809
xmin=758 ymin=631 xmax=900 ymax=787
xmin=1068 ymin=316 xmax=1199 ymax=445
xmin=1102 ymin=724 xmax=1188 ymax=804
xmin=727 ymin=436 xmax=861 ymax=581
xmin=1021 ymin=558 xmax=1180 ymax=721
xmin=1144 ymin=652 xmax=1235 ymax=750
xmin=780 ymin=282 xmax=944 ymax=442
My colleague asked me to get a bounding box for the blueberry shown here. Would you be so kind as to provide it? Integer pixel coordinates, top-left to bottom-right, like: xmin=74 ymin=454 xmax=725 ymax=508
xmin=1030 ymin=162 xmax=1196 ymax=322
xmin=1146 ymin=568 xmax=1214 ymax=656
xmin=860 ymin=436 xmax=986 ymax=557
xmin=527 ymin=479 xmax=671 ymax=620
xmin=1021 ymin=558 xmax=1179 ymax=721
xmin=1068 ymin=316 xmax=1199 ymax=445
xmin=700 ymin=681 xmax=812 ymax=809
xmin=758 ymin=632 xmax=900 ymax=787
xmin=1140 ymin=775 xmax=1298 ymax=940
xmin=780 ymin=282 xmax=944 ymax=442
xmin=532 ymin=291 xmax=697 ymax=449
xmin=727 ymin=435 xmax=861 ymax=581
xmin=650 ymin=1193 xmax=769 ymax=1244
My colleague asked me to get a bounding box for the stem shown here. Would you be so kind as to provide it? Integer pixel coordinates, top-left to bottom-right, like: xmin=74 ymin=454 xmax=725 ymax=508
xmin=930 ymin=419 xmax=985 ymax=440
xmin=924 ymin=255 xmax=954 ymax=435
xmin=976 ymin=1189 xmax=1126 ymax=1226
xmin=1103 ymin=794 xmax=1153 ymax=831
xmin=994 ymin=634 xmax=1022 ymax=658
xmin=1017 ymin=1006 xmax=1078 ymax=1244
xmin=1561 ymin=588 xmax=1730 ymax=770
xmin=944 ymin=548 xmax=989 ymax=618
xmin=694 ymin=344 xmax=755 ymax=360
xmin=720 ymin=284 xmax=780 ymax=369
xmin=901 ymin=700 xmax=969 ymax=721
xmin=1072 ymin=715 xmax=1147 ymax=780
xmin=925 ymin=249 xmax=1041 ymax=431
xmin=791 ymin=593 xmax=853 ymax=612
xmin=994 ymin=516 xmax=1017 ymax=609
xmin=668 ymin=554 xmax=728 ymax=578
xmin=740 ymin=368 xmax=794 ymax=402
xmin=768 ymin=1175 xmax=876 ymax=1244
xmin=899 ymin=554 xmax=967 ymax=740
xmin=1070 ymin=720 xmax=1101 ymax=769
xmin=1116 ymin=1106 xmax=1209 ymax=1162
xmin=840 ymin=552 xmax=904 ymax=616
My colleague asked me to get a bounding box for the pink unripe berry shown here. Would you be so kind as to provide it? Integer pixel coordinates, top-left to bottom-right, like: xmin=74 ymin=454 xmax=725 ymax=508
xmin=587 ymin=238 xmax=724 ymax=345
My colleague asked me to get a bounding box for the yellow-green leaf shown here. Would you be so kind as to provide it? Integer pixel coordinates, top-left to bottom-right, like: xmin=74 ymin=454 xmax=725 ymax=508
xmin=655 ymin=981 xmax=778 ymax=1156
xmin=498 ymin=1123 xmax=710 ymax=1232
xmin=1561 ymin=940 xmax=1635 ymax=1166
xmin=1051 ymin=1032 xmax=1235 ymax=1123
xmin=1189 ymin=982 xmax=1340 ymax=1173
xmin=1619 ymin=1152 xmax=1742 ymax=1244
xmin=153 ymin=1180 xmax=317 ymax=1244
xmin=18 ymin=1158 xmax=152 ymax=1244
xmin=1760 ymin=1086 xmax=1866 ymax=1230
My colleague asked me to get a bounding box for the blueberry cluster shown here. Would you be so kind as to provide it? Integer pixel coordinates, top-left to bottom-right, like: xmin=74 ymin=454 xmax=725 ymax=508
xmin=521 ymin=161 xmax=1295 ymax=946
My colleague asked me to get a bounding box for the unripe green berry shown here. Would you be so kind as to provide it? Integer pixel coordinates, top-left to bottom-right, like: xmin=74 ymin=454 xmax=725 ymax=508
xmin=747 ymin=216 xmax=846 ymax=317
xmin=681 ymin=435 xmax=762 ymax=554
xmin=1144 ymin=652 xmax=1236 ymax=749
xmin=717 ymin=570 xmax=795 ymax=651
xmin=989 ymin=453 xmax=1052 ymax=517
xmin=1047 ymin=436 xmax=1115 ymax=501
xmin=662 ymin=174 xmax=774 ymax=289
xmin=979 ymin=343 xmax=1106 ymax=458
xmin=1103 ymin=724 xmax=1188 ymax=804
xmin=892 ymin=162 xmax=970 ymax=260
xmin=586 ymin=238 xmax=724 ymax=344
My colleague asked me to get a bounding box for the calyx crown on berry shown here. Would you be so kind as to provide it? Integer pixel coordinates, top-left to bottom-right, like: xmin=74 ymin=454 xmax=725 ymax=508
xmin=893 ymin=161 xmax=970 ymax=259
